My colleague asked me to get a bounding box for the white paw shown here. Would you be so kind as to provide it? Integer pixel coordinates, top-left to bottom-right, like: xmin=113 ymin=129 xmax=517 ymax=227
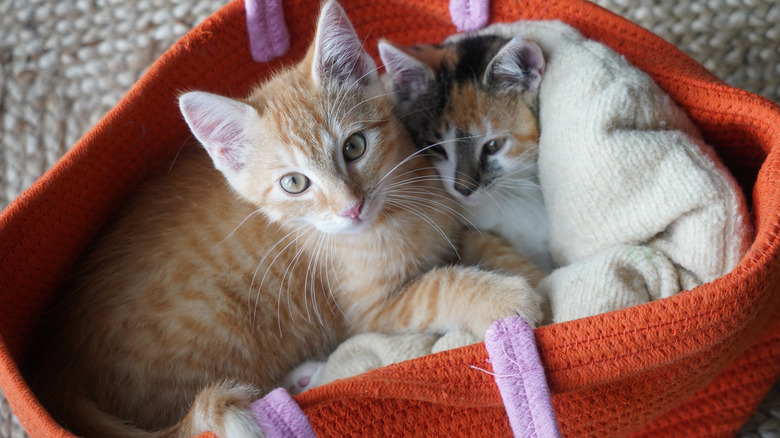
xmin=282 ymin=360 xmax=325 ymax=395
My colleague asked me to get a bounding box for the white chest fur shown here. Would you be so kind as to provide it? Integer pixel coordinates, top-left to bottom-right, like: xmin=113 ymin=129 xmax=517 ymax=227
xmin=467 ymin=179 xmax=552 ymax=273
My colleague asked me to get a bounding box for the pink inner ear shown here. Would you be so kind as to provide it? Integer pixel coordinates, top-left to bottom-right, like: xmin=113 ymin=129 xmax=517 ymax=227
xmin=379 ymin=43 xmax=430 ymax=93
xmin=313 ymin=1 xmax=377 ymax=85
xmin=449 ymin=0 xmax=490 ymax=32
xmin=196 ymin=117 xmax=249 ymax=172
xmin=179 ymin=92 xmax=251 ymax=173
xmin=216 ymin=144 xmax=246 ymax=171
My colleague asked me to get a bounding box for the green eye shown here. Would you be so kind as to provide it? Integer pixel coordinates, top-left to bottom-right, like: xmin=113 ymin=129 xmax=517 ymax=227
xmin=343 ymin=132 xmax=366 ymax=162
xmin=280 ymin=172 xmax=310 ymax=194
xmin=483 ymin=139 xmax=504 ymax=155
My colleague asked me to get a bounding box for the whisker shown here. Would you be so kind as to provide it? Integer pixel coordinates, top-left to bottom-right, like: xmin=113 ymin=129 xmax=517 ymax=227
xmin=310 ymin=231 xmax=331 ymax=327
xmin=245 ymin=224 xmax=309 ymax=336
xmin=280 ymin=227 xmax=319 ymax=324
xmin=326 ymin=234 xmax=349 ymax=322
xmin=383 ymin=176 xmax=456 ymax=193
xmin=386 ymin=192 xmax=458 ymax=219
xmin=303 ymin=231 xmax=322 ymax=324
xmin=376 ymin=136 xmax=478 ymax=187
xmin=217 ymin=208 xmax=262 ymax=247
xmin=491 ymin=185 xmax=547 ymax=221
xmin=381 ymin=169 xmax=453 ymax=188
xmin=385 ymin=199 xmax=459 ymax=257
xmin=386 ymin=189 xmax=477 ymax=228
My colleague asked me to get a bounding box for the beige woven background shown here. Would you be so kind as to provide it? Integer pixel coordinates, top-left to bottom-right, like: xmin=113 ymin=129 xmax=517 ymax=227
xmin=1 ymin=0 xmax=778 ymax=436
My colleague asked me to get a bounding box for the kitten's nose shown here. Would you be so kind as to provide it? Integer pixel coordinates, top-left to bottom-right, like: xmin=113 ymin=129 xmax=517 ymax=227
xmin=339 ymin=200 xmax=364 ymax=220
xmin=454 ymin=182 xmax=474 ymax=197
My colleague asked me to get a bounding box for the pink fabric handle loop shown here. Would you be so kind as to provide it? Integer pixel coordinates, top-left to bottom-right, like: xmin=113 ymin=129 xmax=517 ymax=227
xmin=250 ymin=388 xmax=317 ymax=437
xmin=245 ymin=0 xmax=291 ymax=62
xmin=449 ymin=0 xmax=490 ymax=32
xmin=485 ymin=317 xmax=561 ymax=438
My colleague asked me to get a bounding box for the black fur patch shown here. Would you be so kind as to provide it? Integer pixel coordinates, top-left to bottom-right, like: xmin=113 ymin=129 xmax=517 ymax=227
xmin=452 ymin=35 xmax=508 ymax=83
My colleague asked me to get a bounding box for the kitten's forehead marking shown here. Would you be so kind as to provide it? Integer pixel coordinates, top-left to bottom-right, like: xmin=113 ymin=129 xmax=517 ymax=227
xmin=452 ymin=35 xmax=507 ymax=83
xmin=259 ymin=75 xmax=360 ymax=174
xmin=445 ymin=83 xmax=482 ymax=134
xmin=409 ymin=43 xmax=458 ymax=71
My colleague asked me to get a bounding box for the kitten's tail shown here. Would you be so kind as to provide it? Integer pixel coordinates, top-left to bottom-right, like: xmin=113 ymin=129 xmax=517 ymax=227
xmin=65 ymin=382 xmax=264 ymax=438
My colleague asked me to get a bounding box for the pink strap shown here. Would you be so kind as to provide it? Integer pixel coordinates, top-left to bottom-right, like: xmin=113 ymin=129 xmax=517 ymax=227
xmin=251 ymin=388 xmax=317 ymax=437
xmin=245 ymin=0 xmax=290 ymax=62
xmin=449 ymin=0 xmax=490 ymax=32
xmin=485 ymin=317 xmax=561 ymax=438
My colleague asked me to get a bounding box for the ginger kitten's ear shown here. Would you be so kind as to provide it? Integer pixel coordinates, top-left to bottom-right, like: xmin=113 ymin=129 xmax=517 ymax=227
xmin=312 ymin=1 xmax=377 ymax=86
xmin=179 ymin=91 xmax=257 ymax=183
xmin=378 ymin=41 xmax=434 ymax=98
xmin=484 ymin=36 xmax=545 ymax=94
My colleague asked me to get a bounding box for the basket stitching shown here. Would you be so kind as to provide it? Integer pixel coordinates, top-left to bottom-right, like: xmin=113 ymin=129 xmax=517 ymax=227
xmin=547 ymin=262 xmax=780 ymax=377
xmin=542 ymin=299 xmax=756 ymax=371
xmin=641 ymin=379 xmax=779 ymax=436
xmin=541 ymin=287 xmax=738 ymax=350
xmin=551 ymin=338 xmax=780 ymax=435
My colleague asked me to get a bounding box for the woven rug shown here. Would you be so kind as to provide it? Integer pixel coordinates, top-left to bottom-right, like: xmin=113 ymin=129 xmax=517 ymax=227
xmin=1 ymin=0 xmax=778 ymax=436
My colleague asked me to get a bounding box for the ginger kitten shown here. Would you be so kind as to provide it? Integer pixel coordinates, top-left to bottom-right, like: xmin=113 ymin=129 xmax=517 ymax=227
xmin=27 ymin=3 xmax=541 ymax=437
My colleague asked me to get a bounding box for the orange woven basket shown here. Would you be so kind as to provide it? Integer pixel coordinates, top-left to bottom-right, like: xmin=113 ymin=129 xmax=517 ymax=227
xmin=2 ymin=0 xmax=779 ymax=437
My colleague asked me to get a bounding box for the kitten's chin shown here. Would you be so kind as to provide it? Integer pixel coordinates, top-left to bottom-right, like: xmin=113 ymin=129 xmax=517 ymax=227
xmin=317 ymin=218 xmax=373 ymax=235
xmin=339 ymin=220 xmax=373 ymax=234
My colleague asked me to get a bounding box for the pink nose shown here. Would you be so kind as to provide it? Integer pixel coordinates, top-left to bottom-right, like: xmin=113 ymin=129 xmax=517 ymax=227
xmin=339 ymin=200 xmax=363 ymax=220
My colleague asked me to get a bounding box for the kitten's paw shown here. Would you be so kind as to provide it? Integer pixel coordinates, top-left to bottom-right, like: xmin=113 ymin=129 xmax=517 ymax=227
xmin=282 ymin=360 xmax=325 ymax=395
xmin=467 ymin=273 xmax=543 ymax=338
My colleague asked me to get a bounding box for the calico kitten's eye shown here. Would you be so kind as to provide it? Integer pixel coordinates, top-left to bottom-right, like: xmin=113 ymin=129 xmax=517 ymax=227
xmin=343 ymin=132 xmax=366 ymax=162
xmin=483 ymin=139 xmax=504 ymax=155
xmin=280 ymin=172 xmax=310 ymax=194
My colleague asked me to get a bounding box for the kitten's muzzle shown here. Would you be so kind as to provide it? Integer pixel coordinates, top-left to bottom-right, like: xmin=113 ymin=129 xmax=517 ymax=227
xmin=454 ymin=181 xmax=476 ymax=197
xmin=338 ymin=199 xmax=364 ymax=220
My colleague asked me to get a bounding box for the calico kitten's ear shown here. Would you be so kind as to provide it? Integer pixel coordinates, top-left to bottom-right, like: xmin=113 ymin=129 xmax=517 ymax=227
xmin=312 ymin=1 xmax=377 ymax=86
xmin=484 ymin=36 xmax=545 ymax=94
xmin=378 ymin=41 xmax=433 ymax=98
xmin=179 ymin=91 xmax=257 ymax=180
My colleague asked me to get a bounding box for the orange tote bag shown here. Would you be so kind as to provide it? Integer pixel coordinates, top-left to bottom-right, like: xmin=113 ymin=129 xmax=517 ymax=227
xmin=1 ymin=0 xmax=779 ymax=437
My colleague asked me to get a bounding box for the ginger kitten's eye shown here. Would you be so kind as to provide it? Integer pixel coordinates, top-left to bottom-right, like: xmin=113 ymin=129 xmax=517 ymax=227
xmin=483 ymin=139 xmax=504 ymax=155
xmin=280 ymin=172 xmax=310 ymax=194
xmin=343 ymin=132 xmax=366 ymax=162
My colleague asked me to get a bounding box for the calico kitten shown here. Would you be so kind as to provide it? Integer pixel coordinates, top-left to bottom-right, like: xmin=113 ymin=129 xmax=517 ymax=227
xmin=27 ymin=3 xmax=541 ymax=437
xmin=379 ymin=34 xmax=553 ymax=273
